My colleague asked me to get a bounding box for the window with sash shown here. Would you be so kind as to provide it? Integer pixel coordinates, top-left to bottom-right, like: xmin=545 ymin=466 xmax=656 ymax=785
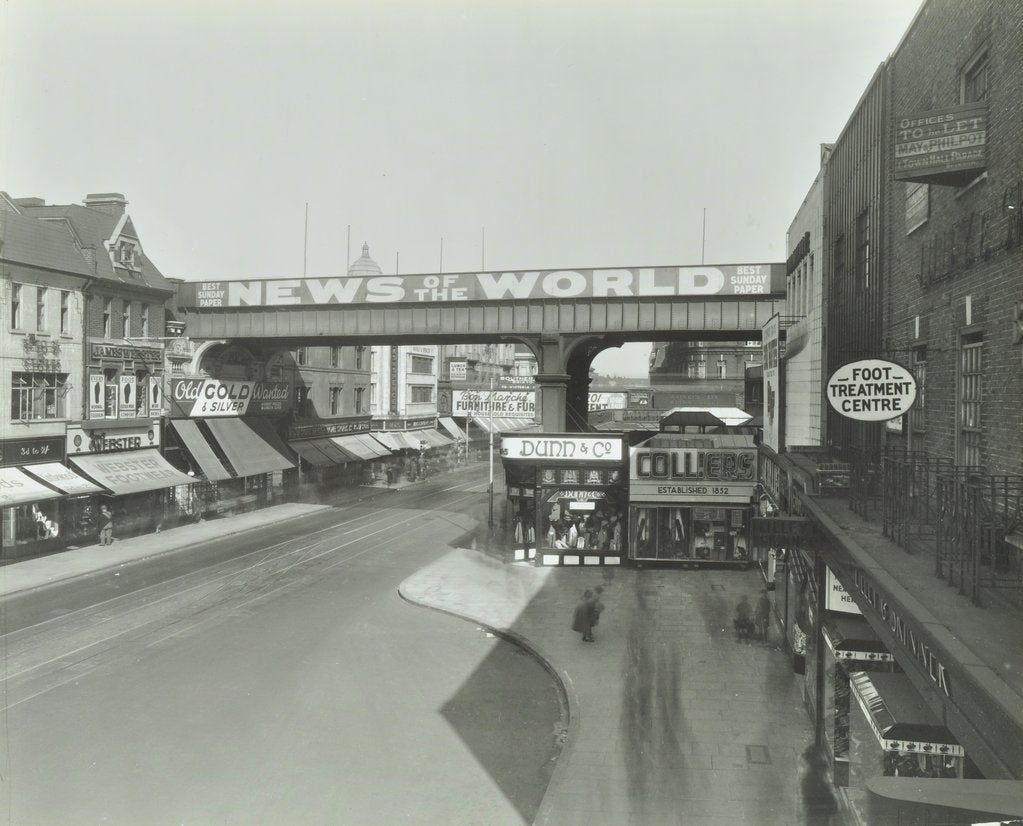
xmin=10 ymin=372 xmax=69 ymax=420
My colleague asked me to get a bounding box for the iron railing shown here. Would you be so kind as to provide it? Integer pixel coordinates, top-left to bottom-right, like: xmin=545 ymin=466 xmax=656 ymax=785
xmin=881 ymin=451 xmax=956 ymax=554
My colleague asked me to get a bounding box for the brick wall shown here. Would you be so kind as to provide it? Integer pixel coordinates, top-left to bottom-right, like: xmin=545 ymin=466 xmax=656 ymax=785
xmin=887 ymin=0 xmax=1023 ymax=476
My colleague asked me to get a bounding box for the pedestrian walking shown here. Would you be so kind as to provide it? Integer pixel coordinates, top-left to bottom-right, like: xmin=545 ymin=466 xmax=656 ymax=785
xmin=571 ymin=589 xmax=596 ymax=642
xmin=592 ymin=585 xmax=606 ymax=630
xmin=98 ymin=505 xmax=114 ymax=545
xmin=755 ymin=589 xmax=772 ymax=640
xmin=734 ymin=594 xmax=754 ymax=641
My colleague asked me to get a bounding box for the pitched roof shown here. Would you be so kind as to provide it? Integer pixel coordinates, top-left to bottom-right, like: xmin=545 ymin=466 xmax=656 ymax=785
xmin=0 ymin=209 xmax=93 ymax=276
xmin=19 ymin=202 xmax=173 ymax=294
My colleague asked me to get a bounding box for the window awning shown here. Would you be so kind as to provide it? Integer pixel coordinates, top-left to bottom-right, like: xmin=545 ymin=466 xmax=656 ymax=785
xmin=439 ymin=417 xmax=467 ymax=441
xmin=21 ymin=462 xmax=106 ymax=495
xmin=350 ymin=433 xmax=392 ymax=458
xmin=289 ymin=438 xmax=359 ymax=466
xmin=850 ymin=671 xmax=964 ymax=756
xmin=329 ymin=434 xmax=382 ymax=461
xmin=205 ymin=418 xmax=295 ymax=477
xmin=70 ymin=449 xmax=196 ymax=496
xmin=370 ymin=431 xmax=424 ymax=451
xmin=419 ymin=429 xmax=453 ymax=449
xmin=169 ymin=419 xmax=233 ymax=481
xmin=0 ymin=466 xmax=63 ymax=506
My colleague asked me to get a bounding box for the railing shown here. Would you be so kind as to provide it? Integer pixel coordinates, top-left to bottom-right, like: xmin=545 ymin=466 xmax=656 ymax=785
xmin=881 ymin=451 xmax=955 ymax=554
xmin=937 ymin=471 xmax=1022 ymax=605
xmin=849 ymin=450 xmax=882 ymax=519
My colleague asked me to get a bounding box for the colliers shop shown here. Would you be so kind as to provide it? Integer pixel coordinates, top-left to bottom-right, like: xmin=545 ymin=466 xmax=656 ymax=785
xmin=628 ymin=432 xmax=758 ymax=566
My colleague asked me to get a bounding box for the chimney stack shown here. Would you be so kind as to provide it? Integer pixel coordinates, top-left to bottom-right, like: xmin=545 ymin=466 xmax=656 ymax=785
xmin=83 ymin=193 xmax=128 ymax=218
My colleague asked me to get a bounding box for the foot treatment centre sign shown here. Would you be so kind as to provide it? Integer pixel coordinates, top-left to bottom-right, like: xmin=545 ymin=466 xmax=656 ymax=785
xmin=177 ymin=264 xmax=784 ymax=308
xmin=826 ymin=360 xmax=917 ymax=421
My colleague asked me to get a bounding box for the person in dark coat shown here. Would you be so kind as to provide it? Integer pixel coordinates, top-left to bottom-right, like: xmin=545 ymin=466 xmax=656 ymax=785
xmin=755 ymin=589 xmax=772 ymax=640
xmin=734 ymin=594 xmax=754 ymax=640
xmin=572 ymin=589 xmax=596 ymax=642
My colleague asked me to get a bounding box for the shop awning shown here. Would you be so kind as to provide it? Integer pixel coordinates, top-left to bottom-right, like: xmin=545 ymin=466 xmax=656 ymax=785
xmin=169 ymin=419 xmax=233 ymax=481
xmin=350 ymin=433 xmax=392 ymax=458
xmin=0 ymin=466 xmax=63 ymax=506
xmin=824 ymin=615 xmax=894 ymax=664
xmin=850 ymin=671 xmax=964 ymax=756
xmin=204 ymin=418 xmax=295 ymax=477
xmin=330 ymin=434 xmax=381 ymax=461
xmin=417 ymin=429 xmax=453 ymax=449
xmin=21 ymin=462 xmax=106 ymax=495
xmin=70 ymin=449 xmax=197 ymax=496
xmin=439 ymin=417 xmax=467 ymax=442
xmin=370 ymin=431 xmax=423 ymax=451
xmin=289 ymin=438 xmax=357 ymax=466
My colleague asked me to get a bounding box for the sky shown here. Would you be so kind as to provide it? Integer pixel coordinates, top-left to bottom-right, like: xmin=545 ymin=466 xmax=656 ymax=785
xmin=0 ymin=0 xmax=921 ymax=376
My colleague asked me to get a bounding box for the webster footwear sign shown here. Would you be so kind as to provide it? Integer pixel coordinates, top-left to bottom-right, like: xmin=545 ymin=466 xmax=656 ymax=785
xmin=177 ymin=264 xmax=784 ymax=308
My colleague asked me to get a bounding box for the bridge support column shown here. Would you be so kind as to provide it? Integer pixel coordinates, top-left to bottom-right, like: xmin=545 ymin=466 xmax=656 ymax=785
xmin=534 ymin=373 xmax=571 ymax=432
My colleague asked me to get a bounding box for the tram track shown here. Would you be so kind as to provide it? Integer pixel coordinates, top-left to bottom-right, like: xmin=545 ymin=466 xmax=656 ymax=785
xmin=0 ymin=482 xmax=486 ymax=712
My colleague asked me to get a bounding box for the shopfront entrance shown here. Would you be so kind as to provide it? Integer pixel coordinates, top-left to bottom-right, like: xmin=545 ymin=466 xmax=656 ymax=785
xmin=628 ymin=433 xmax=757 ymax=566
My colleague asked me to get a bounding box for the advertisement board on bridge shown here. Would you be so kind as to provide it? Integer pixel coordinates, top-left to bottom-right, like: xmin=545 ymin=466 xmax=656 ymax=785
xmin=178 ymin=264 xmax=784 ymax=308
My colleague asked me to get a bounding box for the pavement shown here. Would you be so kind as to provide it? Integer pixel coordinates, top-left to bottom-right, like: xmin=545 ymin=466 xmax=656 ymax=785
xmin=1 ymin=467 xmax=827 ymax=825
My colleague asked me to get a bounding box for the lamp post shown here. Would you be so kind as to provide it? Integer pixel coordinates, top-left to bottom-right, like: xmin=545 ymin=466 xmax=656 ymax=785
xmin=488 ymin=376 xmax=494 ymax=528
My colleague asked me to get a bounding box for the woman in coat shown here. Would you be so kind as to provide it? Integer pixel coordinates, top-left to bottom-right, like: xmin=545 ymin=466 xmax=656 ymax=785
xmin=572 ymin=589 xmax=596 ymax=642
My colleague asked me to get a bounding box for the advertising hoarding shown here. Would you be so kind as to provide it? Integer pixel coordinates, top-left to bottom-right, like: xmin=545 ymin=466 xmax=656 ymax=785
xmin=169 ymin=379 xmax=292 ymax=418
xmin=178 ymin=264 xmax=785 ymax=308
xmin=452 ymin=389 xmax=535 ymax=418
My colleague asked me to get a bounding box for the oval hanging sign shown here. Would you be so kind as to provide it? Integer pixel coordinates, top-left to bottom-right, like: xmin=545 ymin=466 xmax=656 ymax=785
xmin=826 ymin=359 xmax=917 ymax=422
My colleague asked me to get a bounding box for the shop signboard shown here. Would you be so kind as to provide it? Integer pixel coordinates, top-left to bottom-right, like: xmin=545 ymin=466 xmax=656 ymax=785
xmin=826 ymin=566 xmax=862 ymax=614
xmin=118 ymin=375 xmax=137 ymax=419
xmin=0 ymin=436 xmax=65 ymax=467
xmin=66 ymin=421 xmax=161 ymax=455
xmin=177 ymin=264 xmax=786 ymax=308
xmin=630 ymin=445 xmax=757 ymax=504
xmin=88 ymin=373 xmax=105 ymax=419
xmin=91 ymin=342 xmax=163 ymax=363
xmin=289 ymin=418 xmax=372 ymax=439
xmin=502 ymin=435 xmax=624 ymax=463
xmin=169 ymin=379 xmax=292 ymax=417
xmin=448 ymin=361 xmax=467 ymax=380
xmin=453 ymin=389 xmax=535 ymax=418
xmin=588 ymin=392 xmax=627 ymax=411
xmin=893 ymin=103 xmax=986 ymax=185
xmin=826 ymin=360 xmax=917 ymax=422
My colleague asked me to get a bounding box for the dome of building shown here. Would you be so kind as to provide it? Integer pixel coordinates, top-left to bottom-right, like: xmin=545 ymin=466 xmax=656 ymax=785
xmin=348 ymin=242 xmax=382 ymax=276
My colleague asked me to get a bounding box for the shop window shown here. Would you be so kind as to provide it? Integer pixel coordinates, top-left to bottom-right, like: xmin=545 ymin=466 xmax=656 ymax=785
xmin=135 ymin=371 xmax=151 ymax=417
xmin=36 ymin=287 xmax=47 ymax=331
xmin=542 ymin=490 xmax=626 ymax=553
xmin=11 ymin=283 xmax=23 ymax=329
xmin=409 ymin=385 xmax=433 ymax=404
xmin=632 ymin=505 xmax=750 ymax=562
xmin=60 ymin=291 xmax=70 ymax=334
xmin=104 ymin=368 xmax=119 ymax=417
xmin=10 ymin=372 xmax=69 ymax=420
xmin=410 ymin=355 xmax=433 ymax=375
xmin=959 ymin=335 xmax=983 ymax=467
xmin=103 ymin=298 xmax=112 ymax=337
xmin=12 ymin=502 xmax=61 ymax=545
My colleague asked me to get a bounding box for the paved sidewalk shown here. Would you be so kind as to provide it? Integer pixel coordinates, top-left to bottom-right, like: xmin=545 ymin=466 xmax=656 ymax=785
xmin=400 ymin=550 xmax=824 ymax=825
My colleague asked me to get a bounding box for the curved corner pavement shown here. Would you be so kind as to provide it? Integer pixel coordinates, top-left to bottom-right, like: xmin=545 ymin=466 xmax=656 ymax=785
xmin=399 ymin=548 xmax=820 ymax=826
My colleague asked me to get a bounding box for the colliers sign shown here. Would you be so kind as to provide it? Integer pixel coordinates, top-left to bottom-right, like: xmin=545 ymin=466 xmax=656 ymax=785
xmin=826 ymin=360 xmax=917 ymax=422
xmin=178 ymin=264 xmax=784 ymax=308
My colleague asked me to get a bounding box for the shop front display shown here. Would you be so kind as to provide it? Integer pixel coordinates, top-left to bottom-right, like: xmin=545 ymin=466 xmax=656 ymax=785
xmin=501 ymin=433 xmax=628 ymax=566
xmin=628 ymin=433 xmax=757 ymax=566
